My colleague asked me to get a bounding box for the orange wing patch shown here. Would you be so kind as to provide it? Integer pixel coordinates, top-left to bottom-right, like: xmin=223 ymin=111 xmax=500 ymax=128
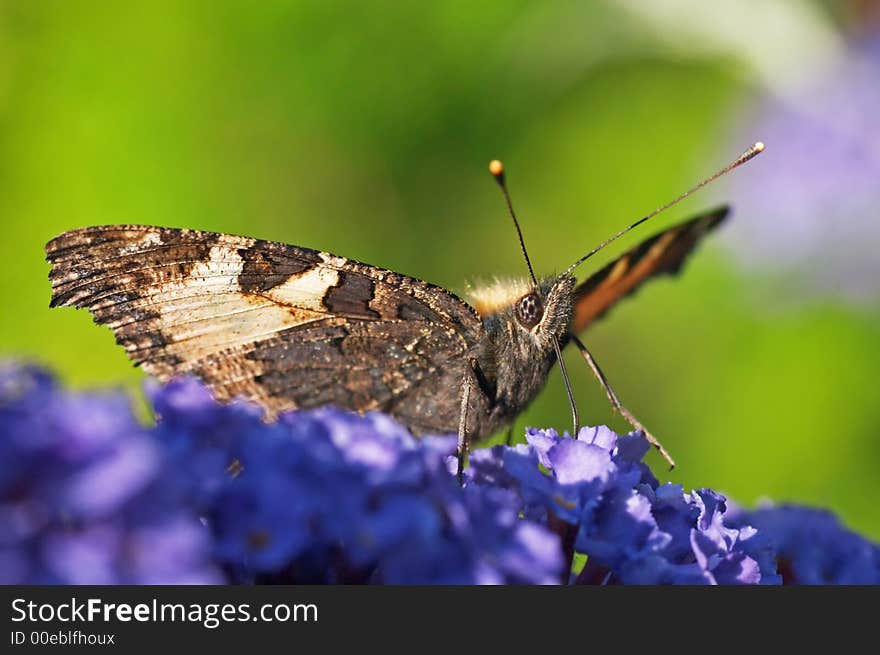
xmin=572 ymin=206 xmax=729 ymax=333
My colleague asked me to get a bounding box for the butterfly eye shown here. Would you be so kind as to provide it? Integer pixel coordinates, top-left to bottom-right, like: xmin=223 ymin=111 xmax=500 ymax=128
xmin=515 ymin=292 xmax=544 ymax=329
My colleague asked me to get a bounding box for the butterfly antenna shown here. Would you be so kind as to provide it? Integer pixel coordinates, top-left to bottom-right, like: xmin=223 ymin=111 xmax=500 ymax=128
xmin=489 ymin=160 xmax=538 ymax=286
xmin=563 ymin=141 xmax=765 ymax=277
xmin=489 ymin=160 xmax=579 ymax=437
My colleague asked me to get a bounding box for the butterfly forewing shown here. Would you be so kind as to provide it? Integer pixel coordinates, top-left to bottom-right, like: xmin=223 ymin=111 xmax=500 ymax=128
xmin=571 ymin=206 xmax=729 ymax=333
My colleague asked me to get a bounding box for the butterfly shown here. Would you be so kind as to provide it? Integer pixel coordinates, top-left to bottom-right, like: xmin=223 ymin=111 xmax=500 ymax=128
xmin=45 ymin=144 xmax=763 ymax=479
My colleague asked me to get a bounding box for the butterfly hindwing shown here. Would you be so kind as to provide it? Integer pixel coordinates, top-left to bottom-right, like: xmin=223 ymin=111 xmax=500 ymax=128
xmin=46 ymin=225 xmax=483 ymax=425
xmin=572 ymin=206 xmax=729 ymax=332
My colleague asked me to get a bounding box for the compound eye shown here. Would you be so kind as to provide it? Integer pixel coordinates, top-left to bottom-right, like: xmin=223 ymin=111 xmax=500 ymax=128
xmin=515 ymin=292 xmax=544 ymax=330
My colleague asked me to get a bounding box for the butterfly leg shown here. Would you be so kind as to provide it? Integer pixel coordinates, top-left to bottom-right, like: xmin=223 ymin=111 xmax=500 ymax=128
xmin=569 ymin=334 xmax=676 ymax=469
xmin=553 ymin=339 xmax=579 ymax=438
xmin=505 ymin=425 xmax=515 ymax=446
xmin=456 ymin=357 xmax=480 ymax=486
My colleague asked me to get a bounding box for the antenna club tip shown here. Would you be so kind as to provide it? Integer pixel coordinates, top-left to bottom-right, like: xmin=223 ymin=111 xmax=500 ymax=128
xmin=488 ymin=159 xmax=504 ymax=176
xmin=754 ymin=141 xmax=765 ymax=153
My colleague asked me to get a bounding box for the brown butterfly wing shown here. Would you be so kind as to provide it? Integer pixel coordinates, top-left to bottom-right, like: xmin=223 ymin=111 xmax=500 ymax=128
xmin=46 ymin=225 xmax=484 ymax=430
xmin=571 ymin=206 xmax=729 ymax=333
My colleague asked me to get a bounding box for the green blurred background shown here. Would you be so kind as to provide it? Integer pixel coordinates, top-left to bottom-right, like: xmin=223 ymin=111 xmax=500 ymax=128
xmin=1 ymin=2 xmax=878 ymax=538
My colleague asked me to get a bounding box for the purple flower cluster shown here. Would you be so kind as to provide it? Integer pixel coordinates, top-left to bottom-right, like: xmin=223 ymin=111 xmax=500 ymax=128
xmin=147 ymin=375 xmax=562 ymax=584
xmin=1 ymin=363 xmax=560 ymax=584
xmin=467 ymin=426 xmax=779 ymax=584
xmin=0 ymin=364 xmax=222 ymax=584
xmin=2 ymin=362 xmax=878 ymax=585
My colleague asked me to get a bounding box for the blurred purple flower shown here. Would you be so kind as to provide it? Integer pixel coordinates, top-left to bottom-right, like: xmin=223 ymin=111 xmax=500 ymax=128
xmin=729 ymin=505 xmax=880 ymax=584
xmin=0 ymin=363 xmax=222 ymax=584
xmin=725 ymin=36 xmax=880 ymax=301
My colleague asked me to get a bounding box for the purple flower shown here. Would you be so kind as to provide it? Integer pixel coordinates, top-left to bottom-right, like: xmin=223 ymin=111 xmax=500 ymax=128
xmin=469 ymin=426 xmax=774 ymax=585
xmin=687 ymin=490 xmax=762 ymax=585
xmin=4 ymin=361 xmax=877 ymax=585
xmin=0 ymin=363 xmax=223 ymax=584
xmin=142 ymin=373 xmax=562 ymax=584
xmin=729 ymin=505 xmax=880 ymax=584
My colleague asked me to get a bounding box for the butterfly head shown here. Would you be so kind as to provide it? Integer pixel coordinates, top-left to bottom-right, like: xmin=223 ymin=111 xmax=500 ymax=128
xmin=515 ymin=275 xmax=575 ymax=347
xmin=470 ymin=275 xmax=574 ymax=346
